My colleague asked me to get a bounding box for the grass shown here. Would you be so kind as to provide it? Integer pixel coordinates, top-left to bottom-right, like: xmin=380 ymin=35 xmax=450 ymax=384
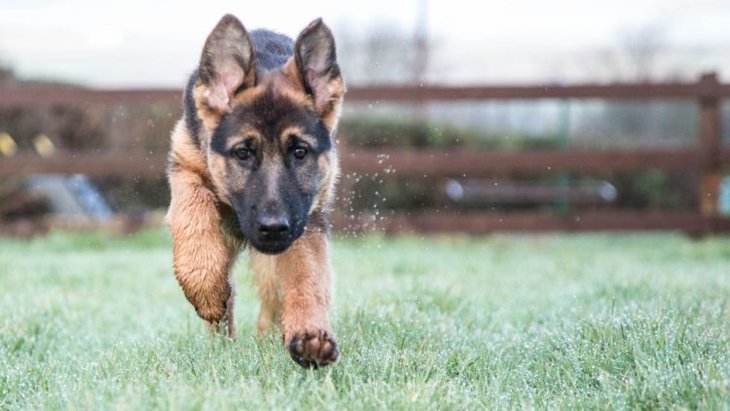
xmin=0 ymin=230 xmax=728 ymax=409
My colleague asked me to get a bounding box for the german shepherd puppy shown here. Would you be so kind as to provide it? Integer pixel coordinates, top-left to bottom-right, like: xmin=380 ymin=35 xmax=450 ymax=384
xmin=166 ymin=14 xmax=344 ymax=368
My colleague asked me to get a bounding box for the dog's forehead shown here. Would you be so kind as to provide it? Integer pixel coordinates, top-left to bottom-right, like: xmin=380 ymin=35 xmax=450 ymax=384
xmin=211 ymin=85 xmax=331 ymax=153
xmin=234 ymin=87 xmax=316 ymax=132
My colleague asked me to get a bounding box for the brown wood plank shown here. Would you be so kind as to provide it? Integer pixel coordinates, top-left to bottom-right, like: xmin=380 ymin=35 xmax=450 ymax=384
xmin=3 ymin=80 xmax=730 ymax=108
xmin=0 ymin=147 xmax=724 ymax=178
xmin=0 ymin=147 xmax=719 ymax=178
xmin=339 ymin=147 xmax=709 ymax=176
xmin=698 ymin=73 xmax=723 ymax=220
xmin=0 ymin=152 xmax=168 ymax=178
xmin=378 ymin=211 xmax=730 ymax=234
xmin=0 ymin=85 xmax=181 ymax=107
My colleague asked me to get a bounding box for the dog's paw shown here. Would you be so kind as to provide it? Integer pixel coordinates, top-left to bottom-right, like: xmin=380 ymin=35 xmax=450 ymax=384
xmin=194 ymin=303 xmax=226 ymax=324
xmin=287 ymin=330 xmax=339 ymax=368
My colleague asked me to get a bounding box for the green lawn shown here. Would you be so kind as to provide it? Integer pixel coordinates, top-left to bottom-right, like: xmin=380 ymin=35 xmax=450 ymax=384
xmin=0 ymin=230 xmax=728 ymax=409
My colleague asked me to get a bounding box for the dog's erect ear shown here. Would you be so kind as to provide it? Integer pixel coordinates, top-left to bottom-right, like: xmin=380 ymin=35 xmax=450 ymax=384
xmin=198 ymin=14 xmax=256 ymax=112
xmin=294 ymin=18 xmax=345 ymax=118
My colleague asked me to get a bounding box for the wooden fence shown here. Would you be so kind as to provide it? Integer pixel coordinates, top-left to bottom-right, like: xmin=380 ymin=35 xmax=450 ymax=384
xmin=1 ymin=72 xmax=729 ymax=234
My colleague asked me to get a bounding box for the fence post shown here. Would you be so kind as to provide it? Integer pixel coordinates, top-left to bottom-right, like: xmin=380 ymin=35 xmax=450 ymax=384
xmin=698 ymin=72 xmax=722 ymax=232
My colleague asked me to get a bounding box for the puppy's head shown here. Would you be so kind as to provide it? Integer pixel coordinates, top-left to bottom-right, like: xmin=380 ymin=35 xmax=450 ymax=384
xmin=193 ymin=15 xmax=343 ymax=254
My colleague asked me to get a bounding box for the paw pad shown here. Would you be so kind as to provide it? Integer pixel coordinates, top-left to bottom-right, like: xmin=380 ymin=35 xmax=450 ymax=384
xmin=288 ymin=330 xmax=339 ymax=368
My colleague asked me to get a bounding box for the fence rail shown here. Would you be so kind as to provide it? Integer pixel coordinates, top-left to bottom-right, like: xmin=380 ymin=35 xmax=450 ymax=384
xmin=2 ymin=147 xmax=729 ymax=178
xmin=1 ymin=72 xmax=728 ymax=233
xmin=2 ymin=80 xmax=730 ymax=108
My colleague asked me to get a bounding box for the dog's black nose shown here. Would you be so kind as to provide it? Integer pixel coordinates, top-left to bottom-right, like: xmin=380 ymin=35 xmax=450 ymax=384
xmin=257 ymin=213 xmax=290 ymax=238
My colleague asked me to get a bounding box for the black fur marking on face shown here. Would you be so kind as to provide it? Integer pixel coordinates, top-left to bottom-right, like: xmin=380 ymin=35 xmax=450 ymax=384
xmin=210 ymin=88 xmax=331 ymax=156
xmin=208 ymin=88 xmax=332 ymax=254
xmin=183 ymin=70 xmax=202 ymax=150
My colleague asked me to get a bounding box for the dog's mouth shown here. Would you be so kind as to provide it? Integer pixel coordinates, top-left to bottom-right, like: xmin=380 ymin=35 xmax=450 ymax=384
xmin=249 ymin=236 xmax=295 ymax=254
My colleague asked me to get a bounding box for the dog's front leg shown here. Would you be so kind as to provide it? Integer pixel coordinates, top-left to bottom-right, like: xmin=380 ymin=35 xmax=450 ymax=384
xmin=276 ymin=230 xmax=338 ymax=368
xmin=167 ymin=168 xmax=240 ymax=337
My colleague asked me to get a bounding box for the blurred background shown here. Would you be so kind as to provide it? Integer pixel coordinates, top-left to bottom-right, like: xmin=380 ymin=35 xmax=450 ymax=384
xmin=1 ymin=0 xmax=729 ymax=236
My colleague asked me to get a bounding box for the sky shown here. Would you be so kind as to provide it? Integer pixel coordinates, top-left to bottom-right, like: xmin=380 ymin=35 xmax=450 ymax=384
xmin=1 ymin=0 xmax=729 ymax=87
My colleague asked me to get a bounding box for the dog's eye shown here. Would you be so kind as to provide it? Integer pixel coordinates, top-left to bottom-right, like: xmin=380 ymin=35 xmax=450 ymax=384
xmin=292 ymin=147 xmax=308 ymax=160
xmin=232 ymin=147 xmax=253 ymax=161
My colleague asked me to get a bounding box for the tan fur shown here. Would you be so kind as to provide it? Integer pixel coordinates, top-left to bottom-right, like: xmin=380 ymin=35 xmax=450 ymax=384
xmin=169 ymin=120 xmax=208 ymax=175
xmin=249 ymin=227 xmax=333 ymax=337
xmin=250 ymin=228 xmax=338 ymax=366
xmin=166 ymin=162 xmax=242 ymax=336
xmin=249 ymin=250 xmax=283 ymax=335
xmin=277 ymin=230 xmax=333 ymax=341
xmin=279 ymin=57 xmax=344 ymax=132
xmin=193 ymin=84 xmax=225 ymax=134
xmin=314 ymin=74 xmax=345 ymax=131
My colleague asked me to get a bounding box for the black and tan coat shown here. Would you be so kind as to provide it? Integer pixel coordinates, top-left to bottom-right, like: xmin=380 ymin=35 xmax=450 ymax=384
xmin=166 ymin=14 xmax=344 ymax=368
